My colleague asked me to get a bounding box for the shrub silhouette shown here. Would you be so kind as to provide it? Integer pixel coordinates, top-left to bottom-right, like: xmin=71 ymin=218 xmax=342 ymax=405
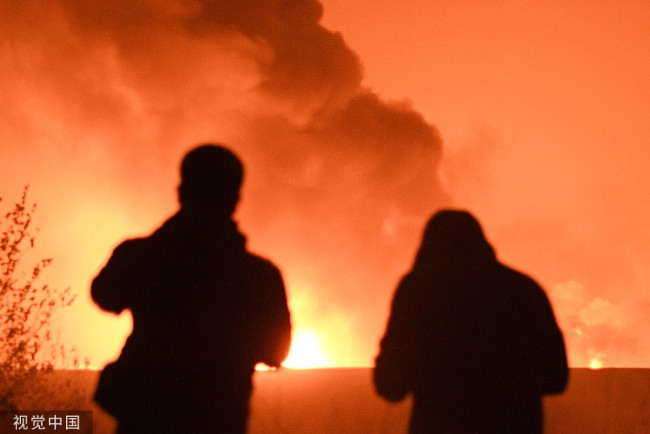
xmin=0 ymin=186 xmax=76 ymax=410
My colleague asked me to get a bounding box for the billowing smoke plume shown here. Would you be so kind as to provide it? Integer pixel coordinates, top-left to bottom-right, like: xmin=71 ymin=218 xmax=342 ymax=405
xmin=0 ymin=0 xmax=447 ymax=366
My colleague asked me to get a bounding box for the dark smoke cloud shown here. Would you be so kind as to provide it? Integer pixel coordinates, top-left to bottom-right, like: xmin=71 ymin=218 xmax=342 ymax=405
xmin=0 ymin=0 xmax=447 ymax=365
xmin=189 ymin=0 xmax=364 ymax=109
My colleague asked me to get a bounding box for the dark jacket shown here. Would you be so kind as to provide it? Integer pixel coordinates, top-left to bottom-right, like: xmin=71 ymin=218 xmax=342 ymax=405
xmin=92 ymin=211 xmax=291 ymax=433
xmin=374 ymin=256 xmax=568 ymax=433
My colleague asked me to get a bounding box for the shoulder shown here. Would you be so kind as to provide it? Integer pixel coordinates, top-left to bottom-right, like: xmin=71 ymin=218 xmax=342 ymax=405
xmin=110 ymin=237 xmax=152 ymax=258
xmin=498 ymin=263 xmax=540 ymax=286
xmin=244 ymin=252 xmax=284 ymax=281
xmin=398 ymin=271 xmax=429 ymax=290
xmin=245 ymin=252 xmax=280 ymax=271
xmin=113 ymin=237 xmax=148 ymax=250
xmin=391 ymin=272 xmax=429 ymax=305
xmin=495 ymin=262 xmax=551 ymax=302
xmin=102 ymin=236 xmax=168 ymax=269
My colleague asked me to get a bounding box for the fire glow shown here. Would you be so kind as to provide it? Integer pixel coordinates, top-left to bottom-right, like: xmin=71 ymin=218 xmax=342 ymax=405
xmin=282 ymin=329 xmax=330 ymax=369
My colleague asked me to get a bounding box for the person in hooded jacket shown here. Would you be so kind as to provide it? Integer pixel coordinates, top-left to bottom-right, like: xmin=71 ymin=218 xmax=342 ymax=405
xmin=374 ymin=210 xmax=568 ymax=433
xmin=92 ymin=144 xmax=292 ymax=433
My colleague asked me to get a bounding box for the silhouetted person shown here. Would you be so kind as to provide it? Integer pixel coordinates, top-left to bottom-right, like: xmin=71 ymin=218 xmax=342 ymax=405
xmin=374 ymin=210 xmax=568 ymax=433
xmin=92 ymin=144 xmax=292 ymax=433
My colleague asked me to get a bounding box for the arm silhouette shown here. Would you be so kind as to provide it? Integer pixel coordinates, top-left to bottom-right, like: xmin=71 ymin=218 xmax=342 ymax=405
xmin=374 ymin=275 xmax=420 ymax=402
xmin=91 ymin=240 xmax=145 ymax=314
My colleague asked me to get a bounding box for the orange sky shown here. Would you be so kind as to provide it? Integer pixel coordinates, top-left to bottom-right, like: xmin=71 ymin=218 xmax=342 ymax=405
xmin=1 ymin=0 xmax=649 ymax=369
xmin=320 ymin=0 xmax=650 ymax=368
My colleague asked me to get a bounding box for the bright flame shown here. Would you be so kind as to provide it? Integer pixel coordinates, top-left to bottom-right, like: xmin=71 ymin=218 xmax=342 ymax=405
xmin=282 ymin=329 xmax=331 ymax=369
xmin=254 ymin=363 xmax=274 ymax=371
xmin=590 ymin=353 xmax=605 ymax=370
xmin=590 ymin=359 xmax=603 ymax=370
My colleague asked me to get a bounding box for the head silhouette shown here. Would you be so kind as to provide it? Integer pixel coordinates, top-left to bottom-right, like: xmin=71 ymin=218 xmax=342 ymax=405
xmin=413 ymin=209 xmax=495 ymax=271
xmin=178 ymin=144 xmax=244 ymax=217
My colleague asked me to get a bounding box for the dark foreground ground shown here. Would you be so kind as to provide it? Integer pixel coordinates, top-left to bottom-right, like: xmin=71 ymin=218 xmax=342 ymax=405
xmin=3 ymin=368 xmax=649 ymax=433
